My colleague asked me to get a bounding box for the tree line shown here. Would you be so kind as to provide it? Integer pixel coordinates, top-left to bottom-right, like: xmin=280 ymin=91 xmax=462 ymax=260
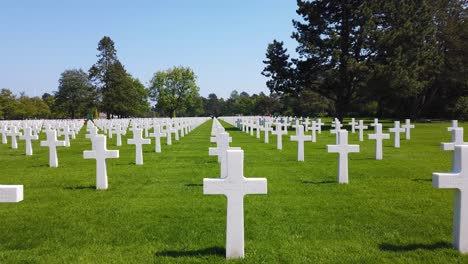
xmin=262 ymin=0 xmax=468 ymax=120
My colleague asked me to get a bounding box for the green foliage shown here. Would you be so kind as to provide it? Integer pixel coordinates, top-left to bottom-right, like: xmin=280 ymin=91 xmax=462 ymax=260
xmin=149 ymin=66 xmax=200 ymax=117
xmin=89 ymin=36 xmax=150 ymax=118
xmin=262 ymin=0 xmax=468 ymax=119
xmin=55 ymin=69 xmax=96 ymax=119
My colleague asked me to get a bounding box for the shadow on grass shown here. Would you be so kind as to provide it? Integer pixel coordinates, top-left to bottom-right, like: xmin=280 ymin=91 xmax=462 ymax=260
xmin=301 ymin=180 xmax=335 ymax=185
xmin=412 ymin=178 xmax=432 ymax=183
xmin=155 ymin=246 xmax=225 ymax=258
xmin=185 ymin=183 xmax=203 ymax=187
xmin=224 ymin=127 xmax=239 ymax=131
xmin=64 ymin=185 xmax=96 ymax=190
xmin=379 ymin=241 xmax=451 ymax=252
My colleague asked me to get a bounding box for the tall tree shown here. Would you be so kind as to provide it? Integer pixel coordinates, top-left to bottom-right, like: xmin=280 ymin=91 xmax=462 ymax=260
xmin=55 ymin=69 xmax=96 ymax=119
xmin=89 ymin=36 xmax=119 ymax=118
xmin=261 ymin=40 xmax=294 ymax=95
xmin=148 ymin=66 xmax=200 ymax=117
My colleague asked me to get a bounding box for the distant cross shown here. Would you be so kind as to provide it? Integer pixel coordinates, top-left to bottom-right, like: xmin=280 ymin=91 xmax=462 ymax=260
xmin=303 ymin=118 xmax=311 ymax=132
xmin=83 ymin=135 xmax=119 ymax=190
xmin=86 ymin=125 xmax=99 ymax=140
xmin=0 ymin=125 xmax=8 ymax=144
xmin=370 ymin=118 xmax=379 ymax=127
xmin=262 ymin=122 xmax=271 ymax=144
xmin=7 ymin=127 xmax=21 ymax=149
xmin=271 ymin=121 xmax=288 ymax=150
xmin=368 ymin=124 xmax=390 ymax=160
xmin=40 ymin=130 xmax=66 ymax=167
xmin=309 ymin=121 xmax=318 ymax=142
xmin=355 ymin=120 xmax=368 ymax=142
xmin=203 ymin=149 xmax=267 ymax=259
xmin=348 ymin=118 xmax=358 ymax=133
xmin=402 ymin=119 xmax=415 ymax=140
xmin=149 ymin=124 xmax=166 ymax=153
xmin=290 ymin=125 xmax=312 ymax=161
xmin=327 ymin=130 xmax=359 ymax=184
xmin=389 ymin=121 xmax=405 ymax=148
xmin=127 ymin=128 xmax=151 ymax=165
xmin=173 ymin=123 xmax=180 ymax=141
xmin=316 ymin=118 xmax=324 ymax=134
xmin=330 ymin=120 xmax=342 ymax=134
xmin=433 ymin=145 xmax=468 ymax=253
xmin=165 ymin=124 xmax=173 ymax=145
xmin=442 ymin=127 xmax=466 ymax=171
xmin=255 ymin=121 xmax=261 ymax=139
xmin=59 ymin=125 xmax=72 ymax=147
xmin=209 ymin=132 xmax=240 ymax=177
xmin=448 ymin=120 xmax=459 ymax=132
xmin=19 ymin=127 xmax=38 ymax=156
xmin=115 ymin=124 xmax=126 ymax=146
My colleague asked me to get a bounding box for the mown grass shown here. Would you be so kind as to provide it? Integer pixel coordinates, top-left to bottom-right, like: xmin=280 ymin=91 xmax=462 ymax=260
xmin=0 ymin=118 xmax=466 ymax=263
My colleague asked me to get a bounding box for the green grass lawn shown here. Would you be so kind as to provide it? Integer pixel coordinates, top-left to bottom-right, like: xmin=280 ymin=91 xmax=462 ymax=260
xmin=0 ymin=118 xmax=467 ymax=263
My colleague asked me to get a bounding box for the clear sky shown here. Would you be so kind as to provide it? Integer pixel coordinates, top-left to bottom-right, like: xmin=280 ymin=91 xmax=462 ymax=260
xmin=0 ymin=0 xmax=299 ymax=99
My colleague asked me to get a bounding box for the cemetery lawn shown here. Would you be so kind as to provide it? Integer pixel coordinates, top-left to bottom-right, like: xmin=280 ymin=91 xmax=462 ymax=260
xmin=1 ymin=119 xmax=468 ymax=264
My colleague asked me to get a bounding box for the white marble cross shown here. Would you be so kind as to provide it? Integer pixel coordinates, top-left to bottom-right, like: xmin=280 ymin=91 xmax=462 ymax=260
xmin=115 ymin=124 xmax=126 ymax=146
xmin=271 ymin=121 xmax=288 ymax=150
xmin=86 ymin=125 xmax=99 ymax=140
xmin=309 ymin=121 xmax=318 ymax=142
xmin=370 ymin=118 xmax=379 ymax=127
xmin=165 ymin=124 xmax=173 ymax=145
xmin=149 ymin=124 xmax=166 ymax=153
xmin=368 ymin=124 xmax=390 ymax=160
xmin=19 ymin=127 xmax=38 ymax=155
xmin=389 ymin=121 xmax=405 ymax=148
xmin=290 ymin=125 xmax=312 ymax=161
xmin=203 ymin=149 xmax=267 ymax=259
xmin=59 ymin=125 xmax=72 ymax=147
xmin=442 ymin=128 xmax=466 ymax=171
xmin=330 ymin=120 xmax=342 ymax=134
xmin=355 ymin=120 xmax=368 ymax=142
xmin=7 ymin=126 xmax=21 ymax=149
xmin=304 ymin=118 xmax=311 ymax=132
xmin=327 ymin=130 xmax=359 ymax=184
xmin=262 ymin=122 xmax=271 ymax=144
xmin=40 ymin=130 xmax=66 ymax=167
xmin=0 ymin=185 xmax=23 ymax=202
xmin=433 ymin=145 xmax=468 ymax=253
xmin=209 ymin=132 xmax=241 ymax=177
xmin=256 ymin=121 xmax=261 ymax=139
xmin=0 ymin=125 xmax=8 ymax=144
xmin=348 ymin=118 xmax=358 ymax=133
xmin=402 ymin=119 xmax=415 ymax=140
xmin=316 ymin=119 xmax=324 ymax=134
xmin=84 ymin=135 xmax=119 ymax=190
xmin=127 ymin=128 xmax=151 ymax=165
xmin=448 ymin=120 xmax=459 ymax=132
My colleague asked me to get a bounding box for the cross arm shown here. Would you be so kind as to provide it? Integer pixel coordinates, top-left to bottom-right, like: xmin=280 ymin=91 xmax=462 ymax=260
xmin=433 ymin=172 xmax=465 ymax=189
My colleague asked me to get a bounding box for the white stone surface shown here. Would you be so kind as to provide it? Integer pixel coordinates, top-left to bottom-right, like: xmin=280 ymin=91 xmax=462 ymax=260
xmin=290 ymin=125 xmax=312 ymax=161
xmin=402 ymin=119 xmax=415 ymax=140
xmin=203 ymin=149 xmax=267 ymax=259
xmin=127 ymin=128 xmax=151 ymax=165
xmin=84 ymin=135 xmax=119 ymax=190
xmin=327 ymin=130 xmax=359 ymax=184
xmin=40 ymin=130 xmax=66 ymax=167
xmin=448 ymin=120 xmax=459 ymax=132
xmin=7 ymin=126 xmax=21 ymax=149
xmin=389 ymin=121 xmax=405 ymax=148
xmin=271 ymin=121 xmax=288 ymax=150
xmin=355 ymin=120 xmax=368 ymax=142
xmin=433 ymin=145 xmax=468 ymax=253
xmin=149 ymin=124 xmax=166 ymax=153
xmin=19 ymin=127 xmax=38 ymax=155
xmin=368 ymin=124 xmax=390 ymax=160
xmin=348 ymin=118 xmax=357 ymax=133
xmin=0 ymin=185 xmax=23 ymax=203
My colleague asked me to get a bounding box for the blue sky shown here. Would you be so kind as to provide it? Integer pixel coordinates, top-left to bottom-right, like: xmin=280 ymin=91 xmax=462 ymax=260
xmin=0 ymin=0 xmax=299 ymax=99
